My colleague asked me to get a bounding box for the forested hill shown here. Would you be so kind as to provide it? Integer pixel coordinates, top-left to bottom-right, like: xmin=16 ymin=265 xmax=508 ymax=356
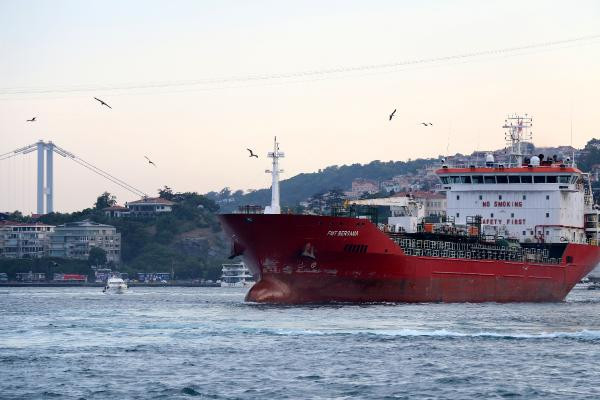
xmin=208 ymin=138 xmax=600 ymax=211
xmin=207 ymin=158 xmax=436 ymax=211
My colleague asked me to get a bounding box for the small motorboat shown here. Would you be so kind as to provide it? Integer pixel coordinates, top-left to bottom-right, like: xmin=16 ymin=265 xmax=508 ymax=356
xmin=103 ymin=276 xmax=128 ymax=294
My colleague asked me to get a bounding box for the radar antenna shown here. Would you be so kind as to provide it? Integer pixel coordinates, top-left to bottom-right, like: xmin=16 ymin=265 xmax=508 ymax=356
xmin=503 ymin=114 xmax=533 ymax=167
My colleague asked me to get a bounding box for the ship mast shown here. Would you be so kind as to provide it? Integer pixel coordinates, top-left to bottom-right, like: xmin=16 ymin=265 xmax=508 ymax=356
xmin=503 ymin=114 xmax=532 ymax=167
xmin=264 ymin=136 xmax=284 ymax=214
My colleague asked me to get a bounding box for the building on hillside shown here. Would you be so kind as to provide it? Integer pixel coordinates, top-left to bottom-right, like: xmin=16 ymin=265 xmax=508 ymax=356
xmin=380 ymin=179 xmax=402 ymax=193
xmin=0 ymin=221 xmax=54 ymax=258
xmin=126 ymin=197 xmax=175 ymax=217
xmin=103 ymin=205 xmax=130 ymax=218
xmin=49 ymin=220 xmax=121 ymax=263
xmin=345 ymin=178 xmax=380 ymax=198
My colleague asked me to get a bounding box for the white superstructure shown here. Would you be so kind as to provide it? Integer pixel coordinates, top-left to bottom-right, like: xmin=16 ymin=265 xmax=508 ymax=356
xmin=103 ymin=276 xmax=128 ymax=293
xmin=437 ymin=114 xmax=589 ymax=244
xmin=221 ymin=262 xmax=255 ymax=287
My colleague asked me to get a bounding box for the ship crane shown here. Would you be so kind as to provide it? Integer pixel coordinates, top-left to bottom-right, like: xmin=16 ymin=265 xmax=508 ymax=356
xmin=264 ymin=136 xmax=284 ymax=214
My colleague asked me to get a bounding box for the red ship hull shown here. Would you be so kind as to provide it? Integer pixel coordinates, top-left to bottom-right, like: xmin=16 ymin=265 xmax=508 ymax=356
xmin=219 ymin=214 xmax=600 ymax=304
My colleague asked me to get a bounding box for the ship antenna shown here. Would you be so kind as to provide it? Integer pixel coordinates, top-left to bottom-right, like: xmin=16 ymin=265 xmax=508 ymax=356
xmin=503 ymin=113 xmax=532 ymax=167
xmin=571 ymin=105 xmax=575 ymax=167
xmin=264 ymin=136 xmax=284 ymax=214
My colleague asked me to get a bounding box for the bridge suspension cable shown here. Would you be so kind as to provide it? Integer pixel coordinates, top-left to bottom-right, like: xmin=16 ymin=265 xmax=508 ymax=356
xmin=0 ymin=141 xmax=148 ymax=213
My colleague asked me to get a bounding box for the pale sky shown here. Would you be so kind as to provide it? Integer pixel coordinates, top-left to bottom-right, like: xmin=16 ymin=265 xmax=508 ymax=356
xmin=1 ymin=0 xmax=599 ymax=214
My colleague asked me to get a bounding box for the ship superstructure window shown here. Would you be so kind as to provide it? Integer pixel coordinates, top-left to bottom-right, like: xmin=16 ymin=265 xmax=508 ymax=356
xmin=472 ymin=176 xmax=484 ymax=184
xmin=559 ymin=176 xmax=570 ymax=183
xmin=534 ymin=175 xmax=545 ymax=183
xmin=546 ymin=212 xmax=550 ymax=218
xmin=456 ymin=195 xmax=460 ymax=200
xmin=523 ymin=195 xmax=527 ymax=200
xmin=521 ymin=176 xmax=532 ymax=183
xmin=547 ymin=176 xmax=557 ymax=183
xmin=499 ymin=195 xmax=503 ymax=200
xmin=463 ymin=176 xmax=472 ymax=183
xmin=440 ymin=177 xmax=449 ymax=184
xmin=509 ymin=176 xmax=520 ymax=183
xmin=479 ymin=195 xmax=483 ymax=200
xmin=484 ymin=176 xmax=496 ymax=184
xmin=496 ymin=176 xmax=508 ymax=183
xmin=546 ymin=195 xmax=550 ymax=200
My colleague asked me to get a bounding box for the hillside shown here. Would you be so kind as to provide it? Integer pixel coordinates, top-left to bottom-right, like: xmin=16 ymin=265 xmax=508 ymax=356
xmin=207 ymin=158 xmax=436 ymax=211
xmin=1 ymin=191 xmax=231 ymax=281
xmin=208 ymin=138 xmax=600 ymax=211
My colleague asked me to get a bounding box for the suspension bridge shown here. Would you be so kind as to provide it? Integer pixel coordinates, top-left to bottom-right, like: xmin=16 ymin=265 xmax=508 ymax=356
xmin=0 ymin=141 xmax=148 ymax=214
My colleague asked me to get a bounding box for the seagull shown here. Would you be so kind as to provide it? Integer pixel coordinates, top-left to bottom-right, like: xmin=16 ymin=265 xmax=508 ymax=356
xmin=26 ymin=117 xmax=36 ymax=122
xmin=247 ymin=149 xmax=258 ymax=158
xmin=94 ymin=97 xmax=112 ymax=109
xmin=421 ymin=122 xmax=433 ymax=126
xmin=144 ymin=156 xmax=156 ymax=167
xmin=389 ymin=109 xmax=396 ymax=121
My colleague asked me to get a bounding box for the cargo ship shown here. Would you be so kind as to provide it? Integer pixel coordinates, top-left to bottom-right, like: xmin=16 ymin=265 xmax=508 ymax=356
xmin=219 ymin=117 xmax=600 ymax=303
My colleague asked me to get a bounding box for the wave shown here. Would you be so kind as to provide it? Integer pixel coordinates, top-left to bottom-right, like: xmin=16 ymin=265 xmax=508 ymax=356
xmin=242 ymin=327 xmax=600 ymax=340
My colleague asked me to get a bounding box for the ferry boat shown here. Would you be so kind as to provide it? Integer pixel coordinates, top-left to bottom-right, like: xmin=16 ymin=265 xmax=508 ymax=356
xmin=219 ymin=117 xmax=600 ymax=303
xmin=103 ymin=276 xmax=128 ymax=294
xmin=220 ymin=262 xmax=256 ymax=287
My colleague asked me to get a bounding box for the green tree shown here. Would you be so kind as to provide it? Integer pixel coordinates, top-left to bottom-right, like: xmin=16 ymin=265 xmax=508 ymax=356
xmin=94 ymin=192 xmax=117 ymax=210
xmin=88 ymin=247 xmax=107 ymax=266
xmin=158 ymin=186 xmax=174 ymax=200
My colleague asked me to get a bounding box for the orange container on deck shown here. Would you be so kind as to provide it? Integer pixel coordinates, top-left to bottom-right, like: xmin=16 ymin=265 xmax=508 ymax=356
xmin=468 ymin=226 xmax=479 ymax=236
xmin=424 ymin=223 xmax=434 ymax=233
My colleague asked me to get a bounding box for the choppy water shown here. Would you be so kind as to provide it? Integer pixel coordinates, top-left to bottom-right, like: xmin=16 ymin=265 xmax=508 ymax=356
xmin=1 ymin=287 xmax=600 ymax=399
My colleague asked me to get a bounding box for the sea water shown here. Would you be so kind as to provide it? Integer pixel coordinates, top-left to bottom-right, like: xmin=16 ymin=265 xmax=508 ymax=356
xmin=1 ymin=287 xmax=599 ymax=399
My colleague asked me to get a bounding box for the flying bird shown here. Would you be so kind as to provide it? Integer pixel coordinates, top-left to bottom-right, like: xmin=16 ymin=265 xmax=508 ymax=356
xmin=144 ymin=156 xmax=156 ymax=167
xmin=421 ymin=122 xmax=433 ymax=126
xmin=26 ymin=117 xmax=36 ymax=122
xmin=389 ymin=109 xmax=396 ymax=121
xmin=247 ymin=149 xmax=258 ymax=158
xmin=94 ymin=97 xmax=112 ymax=109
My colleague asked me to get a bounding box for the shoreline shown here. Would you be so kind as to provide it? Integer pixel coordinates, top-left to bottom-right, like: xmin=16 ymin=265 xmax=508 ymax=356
xmin=0 ymin=282 xmax=221 ymax=288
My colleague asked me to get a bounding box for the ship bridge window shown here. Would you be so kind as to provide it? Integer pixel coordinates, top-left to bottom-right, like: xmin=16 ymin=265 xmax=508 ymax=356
xmin=472 ymin=175 xmax=484 ymax=184
xmin=521 ymin=175 xmax=532 ymax=183
xmin=462 ymin=176 xmax=472 ymax=184
xmin=571 ymin=176 xmax=578 ymax=184
xmin=496 ymin=175 xmax=508 ymax=184
xmin=448 ymin=176 xmax=463 ymax=184
xmin=559 ymin=176 xmax=570 ymax=184
xmin=534 ymin=175 xmax=545 ymax=183
xmin=508 ymin=176 xmax=520 ymax=183
xmin=440 ymin=177 xmax=449 ymax=184
xmin=547 ymin=176 xmax=557 ymax=183
xmin=484 ymin=176 xmax=496 ymax=184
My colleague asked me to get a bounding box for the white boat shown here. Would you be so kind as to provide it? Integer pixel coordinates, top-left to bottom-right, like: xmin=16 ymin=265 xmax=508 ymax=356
xmin=103 ymin=276 xmax=128 ymax=294
xmin=221 ymin=262 xmax=255 ymax=287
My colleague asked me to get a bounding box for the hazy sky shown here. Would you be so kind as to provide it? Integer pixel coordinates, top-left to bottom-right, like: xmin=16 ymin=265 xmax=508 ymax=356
xmin=1 ymin=0 xmax=599 ymax=213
